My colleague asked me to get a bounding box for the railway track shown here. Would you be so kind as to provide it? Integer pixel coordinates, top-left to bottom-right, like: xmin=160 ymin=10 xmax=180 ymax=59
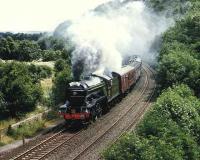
xmin=8 ymin=64 xmax=155 ymax=160
xmin=69 ymin=64 xmax=156 ymax=160
xmin=110 ymin=64 xmax=156 ymax=142
xmin=11 ymin=128 xmax=81 ymax=160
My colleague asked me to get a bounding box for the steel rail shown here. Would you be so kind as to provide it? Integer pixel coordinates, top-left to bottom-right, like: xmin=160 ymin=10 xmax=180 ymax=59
xmin=11 ymin=64 xmax=153 ymax=160
xmin=12 ymin=128 xmax=66 ymax=160
xmin=71 ymin=65 xmax=150 ymax=160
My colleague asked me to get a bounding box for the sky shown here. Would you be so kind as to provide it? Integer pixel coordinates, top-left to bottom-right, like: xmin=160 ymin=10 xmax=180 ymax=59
xmin=0 ymin=0 xmax=111 ymax=32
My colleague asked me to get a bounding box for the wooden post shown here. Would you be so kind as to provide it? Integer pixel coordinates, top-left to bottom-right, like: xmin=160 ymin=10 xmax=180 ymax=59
xmin=22 ymin=134 xmax=25 ymax=145
xmin=0 ymin=130 xmax=2 ymax=142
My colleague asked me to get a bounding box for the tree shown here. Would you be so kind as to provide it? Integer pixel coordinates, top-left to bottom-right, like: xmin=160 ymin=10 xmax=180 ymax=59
xmin=17 ymin=40 xmax=41 ymax=61
xmin=38 ymin=36 xmax=65 ymax=50
xmin=0 ymin=37 xmax=18 ymax=59
xmin=42 ymin=50 xmax=62 ymax=61
xmin=0 ymin=92 xmax=7 ymax=118
xmin=158 ymin=51 xmax=200 ymax=95
xmin=28 ymin=64 xmax=52 ymax=83
xmin=0 ymin=38 xmax=42 ymax=61
xmin=146 ymin=0 xmax=190 ymax=15
xmin=54 ymin=59 xmax=69 ymax=72
xmin=52 ymin=68 xmax=72 ymax=105
xmin=0 ymin=62 xmax=43 ymax=117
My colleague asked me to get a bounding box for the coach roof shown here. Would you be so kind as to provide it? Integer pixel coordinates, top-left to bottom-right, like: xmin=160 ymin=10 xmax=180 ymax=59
xmin=112 ymin=65 xmax=134 ymax=76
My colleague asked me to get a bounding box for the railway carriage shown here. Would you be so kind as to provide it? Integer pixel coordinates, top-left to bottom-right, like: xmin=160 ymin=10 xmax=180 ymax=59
xmin=113 ymin=66 xmax=134 ymax=94
xmin=59 ymin=56 xmax=142 ymax=124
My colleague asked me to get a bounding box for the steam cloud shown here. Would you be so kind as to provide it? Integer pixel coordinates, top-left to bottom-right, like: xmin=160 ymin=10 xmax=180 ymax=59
xmin=54 ymin=0 xmax=173 ymax=79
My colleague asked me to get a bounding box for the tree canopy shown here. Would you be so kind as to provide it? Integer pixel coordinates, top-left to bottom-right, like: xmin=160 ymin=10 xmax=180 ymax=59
xmin=0 ymin=62 xmax=43 ymax=118
xmin=155 ymin=0 xmax=200 ymax=96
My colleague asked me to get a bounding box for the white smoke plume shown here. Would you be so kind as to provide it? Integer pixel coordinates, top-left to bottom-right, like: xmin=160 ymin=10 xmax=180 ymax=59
xmin=54 ymin=0 xmax=173 ymax=78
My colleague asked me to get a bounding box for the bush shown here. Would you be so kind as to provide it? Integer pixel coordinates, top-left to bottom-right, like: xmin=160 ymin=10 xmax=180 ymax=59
xmin=42 ymin=50 xmax=62 ymax=61
xmin=28 ymin=64 xmax=52 ymax=83
xmin=0 ymin=142 xmax=5 ymax=146
xmin=0 ymin=62 xmax=43 ymax=117
xmin=54 ymin=59 xmax=69 ymax=72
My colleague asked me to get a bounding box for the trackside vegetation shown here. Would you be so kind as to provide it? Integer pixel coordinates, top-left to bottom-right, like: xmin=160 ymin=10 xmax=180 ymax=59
xmin=104 ymin=0 xmax=200 ymax=159
xmin=0 ymin=32 xmax=72 ymax=121
xmin=103 ymin=85 xmax=200 ymax=159
xmin=7 ymin=120 xmax=46 ymax=139
xmin=0 ymin=32 xmax=72 ymax=146
xmin=0 ymin=62 xmax=43 ymax=118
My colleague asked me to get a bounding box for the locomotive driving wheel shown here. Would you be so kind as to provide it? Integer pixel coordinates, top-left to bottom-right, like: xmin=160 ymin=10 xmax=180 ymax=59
xmin=96 ymin=103 xmax=102 ymax=118
xmin=91 ymin=108 xmax=98 ymax=122
xmin=91 ymin=103 xmax=102 ymax=122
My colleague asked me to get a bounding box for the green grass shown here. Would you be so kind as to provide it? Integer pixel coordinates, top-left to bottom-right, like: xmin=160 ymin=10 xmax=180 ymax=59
xmin=7 ymin=120 xmax=46 ymax=139
xmin=0 ymin=135 xmax=14 ymax=146
xmin=0 ymin=141 xmax=5 ymax=146
xmin=0 ymin=113 xmax=61 ymax=146
xmin=0 ymin=106 xmax=46 ymax=130
xmin=0 ymin=119 xmax=16 ymax=130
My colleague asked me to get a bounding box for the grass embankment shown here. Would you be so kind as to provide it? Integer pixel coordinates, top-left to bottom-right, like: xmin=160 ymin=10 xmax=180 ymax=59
xmin=0 ymin=76 xmax=52 ymax=130
xmin=0 ymin=107 xmax=45 ymax=129
xmin=0 ymin=75 xmax=58 ymax=147
xmin=0 ymin=110 xmax=60 ymax=147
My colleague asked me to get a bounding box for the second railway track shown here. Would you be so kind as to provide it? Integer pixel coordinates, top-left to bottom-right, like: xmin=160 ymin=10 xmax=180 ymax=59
xmin=11 ymin=129 xmax=82 ymax=160
xmin=7 ymin=64 xmax=156 ymax=160
xmin=68 ymin=64 xmax=156 ymax=160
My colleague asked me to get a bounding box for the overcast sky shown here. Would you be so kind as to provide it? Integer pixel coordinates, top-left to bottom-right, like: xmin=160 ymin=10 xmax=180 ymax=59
xmin=0 ymin=0 xmax=110 ymax=32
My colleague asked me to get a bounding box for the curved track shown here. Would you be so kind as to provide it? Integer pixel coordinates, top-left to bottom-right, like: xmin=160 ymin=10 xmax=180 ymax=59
xmin=6 ymin=64 xmax=155 ymax=160
xmin=68 ymin=64 xmax=156 ymax=160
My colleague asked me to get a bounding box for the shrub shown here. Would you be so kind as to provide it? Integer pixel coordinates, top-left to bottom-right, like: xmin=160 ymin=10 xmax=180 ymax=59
xmin=54 ymin=59 xmax=69 ymax=72
xmin=28 ymin=64 xmax=52 ymax=83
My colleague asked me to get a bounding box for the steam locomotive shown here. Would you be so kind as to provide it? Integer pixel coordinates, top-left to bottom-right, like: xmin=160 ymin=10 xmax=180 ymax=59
xmin=59 ymin=56 xmax=142 ymax=124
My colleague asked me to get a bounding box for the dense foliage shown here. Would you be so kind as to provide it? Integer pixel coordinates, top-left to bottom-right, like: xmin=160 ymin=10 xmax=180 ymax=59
xmin=0 ymin=36 xmax=41 ymax=61
xmin=104 ymin=85 xmax=200 ymax=159
xmin=0 ymin=32 xmax=43 ymax=41
xmin=0 ymin=34 xmax=72 ymax=62
xmin=28 ymin=64 xmax=52 ymax=83
xmin=0 ymin=62 xmax=45 ymax=118
xmin=146 ymin=0 xmax=191 ymax=15
xmin=156 ymin=0 xmax=200 ymax=95
xmin=52 ymin=65 xmax=72 ymax=105
xmin=0 ymin=31 xmax=72 ymax=119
